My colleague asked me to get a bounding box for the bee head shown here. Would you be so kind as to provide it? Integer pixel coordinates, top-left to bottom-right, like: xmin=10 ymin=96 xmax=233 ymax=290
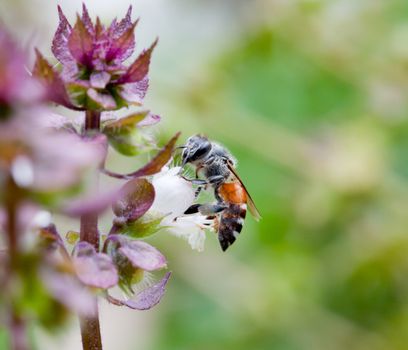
xmin=181 ymin=134 xmax=212 ymax=167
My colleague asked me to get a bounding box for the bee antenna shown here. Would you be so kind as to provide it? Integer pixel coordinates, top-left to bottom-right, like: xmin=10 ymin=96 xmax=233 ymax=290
xmin=172 ymin=145 xmax=186 ymax=155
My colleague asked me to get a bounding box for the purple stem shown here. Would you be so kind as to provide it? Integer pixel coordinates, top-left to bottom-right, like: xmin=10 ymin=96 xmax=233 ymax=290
xmin=10 ymin=315 xmax=29 ymax=350
xmin=101 ymin=168 xmax=131 ymax=180
xmin=79 ymin=110 xmax=103 ymax=350
xmin=5 ymin=179 xmax=29 ymax=350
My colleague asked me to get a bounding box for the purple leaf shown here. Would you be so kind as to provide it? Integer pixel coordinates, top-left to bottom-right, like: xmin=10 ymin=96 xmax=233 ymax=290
xmin=32 ymin=49 xmax=76 ymax=109
xmin=118 ymin=39 xmax=158 ymax=83
xmin=38 ymin=224 xmax=64 ymax=245
xmin=106 ymin=272 xmax=171 ymax=310
xmin=68 ymin=15 xmax=94 ymax=67
xmin=112 ymin=178 xmax=155 ymax=222
xmin=61 ymin=186 xmax=121 ymax=217
xmin=81 ymin=3 xmax=94 ymax=35
xmin=118 ymin=78 xmax=149 ymax=105
xmin=118 ymin=239 xmax=167 ymax=271
xmin=90 ymin=71 xmax=111 ymax=89
xmin=73 ymin=241 xmax=118 ymax=289
xmin=40 ymin=113 xmax=78 ymax=133
xmin=112 ymin=6 xmax=133 ymax=39
xmin=52 ymin=6 xmax=74 ymax=64
xmin=137 ymin=113 xmax=161 ymax=127
xmin=42 ymin=268 xmax=96 ymax=317
xmin=125 ymin=272 xmax=171 ymax=310
xmin=106 ymin=20 xmax=138 ymax=63
xmin=125 ymin=132 xmax=180 ymax=178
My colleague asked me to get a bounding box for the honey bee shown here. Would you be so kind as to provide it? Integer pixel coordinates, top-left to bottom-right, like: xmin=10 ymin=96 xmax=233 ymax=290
xmin=178 ymin=134 xmax=261 ymax=251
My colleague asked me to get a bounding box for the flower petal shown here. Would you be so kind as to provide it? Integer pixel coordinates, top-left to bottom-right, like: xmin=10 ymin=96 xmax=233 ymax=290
xmin=169 ymin=216 xmax=209 ymax=252
xmin=150 ymin=166 xmax=195 ymax=219
xmin=90 ymin=71 xmax=111 ymax=89
xmin=73 ymin=241 xmax=119 ymax=289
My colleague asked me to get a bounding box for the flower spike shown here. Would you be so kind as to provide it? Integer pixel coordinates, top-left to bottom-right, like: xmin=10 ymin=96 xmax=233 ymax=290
xmin=42 ymin=5 xmax=158 ymax=110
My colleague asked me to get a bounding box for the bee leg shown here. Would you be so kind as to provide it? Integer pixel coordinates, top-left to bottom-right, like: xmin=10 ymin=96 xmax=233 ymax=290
xmin=184 ymin=203 xmax=227 ymax=215
xmin=181 ymin=175 xmax=225 ymax=186
xmin=194 ymin=186 xmax=203 ymax=198
xmin=183 ymin=204 xmax=201 ymax=214
xmin=180 ymin=176 xmax=208 ymax=186
xmin=199 ymin=203 xmax=227 ymax=215
xmin=214 ymin=186 xmax=224 ymax=203
xmin=207 ymin=175 xmax=226 ymax=186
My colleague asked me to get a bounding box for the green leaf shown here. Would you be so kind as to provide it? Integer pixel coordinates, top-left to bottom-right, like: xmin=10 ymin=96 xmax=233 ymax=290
xmin=103 ymin=111 xmax=155 ymax=156
xmin=66 ymin=81 xmax=88 ymax=108
xmin=108 ymin=247 xmax=143 ymax=295
xmin=104 ymin=111 xmax=149 ymax=133
xmin=113 ymin=211 xmax=167 ymax=238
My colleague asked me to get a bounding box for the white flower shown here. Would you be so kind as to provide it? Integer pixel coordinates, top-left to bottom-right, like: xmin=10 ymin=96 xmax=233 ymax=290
xmin=150 ymin=166 xmax=195 ymax=220
xmin=150 ymin=166 xmax=214 ymax=252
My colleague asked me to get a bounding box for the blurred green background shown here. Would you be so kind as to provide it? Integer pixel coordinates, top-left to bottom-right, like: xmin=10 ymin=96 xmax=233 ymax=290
xmin=2 ymin=0 xmax=408 ymax=349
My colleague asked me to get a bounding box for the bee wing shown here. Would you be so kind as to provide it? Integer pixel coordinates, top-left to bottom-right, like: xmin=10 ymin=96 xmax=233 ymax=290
xmin=227 ymin=163 xmax=261 ymax=221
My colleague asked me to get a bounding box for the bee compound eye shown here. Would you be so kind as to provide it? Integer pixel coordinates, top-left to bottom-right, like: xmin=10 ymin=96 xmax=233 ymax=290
xmin=189 ymin=143 xmax=210 ymax=161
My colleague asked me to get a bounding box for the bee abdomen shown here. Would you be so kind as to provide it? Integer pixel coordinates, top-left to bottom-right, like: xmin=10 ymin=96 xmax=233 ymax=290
xmin=218 ymin=203 xmax=247 ymax=251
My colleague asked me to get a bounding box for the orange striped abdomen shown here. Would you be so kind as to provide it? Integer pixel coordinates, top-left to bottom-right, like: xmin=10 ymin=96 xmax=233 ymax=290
xmin=216 ymin=181 xmax=248 ymax=251
xmin=218 ymin=182 xmax=247 ymax=205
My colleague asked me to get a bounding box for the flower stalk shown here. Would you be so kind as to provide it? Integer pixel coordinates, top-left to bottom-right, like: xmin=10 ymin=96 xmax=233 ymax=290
xmin=79 ymin=110 xmax=103 ymax=350
xmin=0 ymin=5 xmax=178 ymax=349
xmin=5 ymin=178 xmax=29 ymax=350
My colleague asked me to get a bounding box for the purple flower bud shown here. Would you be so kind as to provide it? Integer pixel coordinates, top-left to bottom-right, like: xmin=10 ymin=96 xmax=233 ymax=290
xmin=112 ymin=178 xmax=155 ymax=222
xmin=117 ymin=239 xmax=167 ymax=271
xmin=73 ymin=241 xmax=119 ymax=289
xmin=38 ymin=5 xmax=158 ymax=111
xmin=105 ymin=235 xmax=167 ymax=295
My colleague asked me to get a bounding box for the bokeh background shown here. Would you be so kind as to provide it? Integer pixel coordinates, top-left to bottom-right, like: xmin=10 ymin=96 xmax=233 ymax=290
xmin=2 ymin=0 xmax=408 ymax=349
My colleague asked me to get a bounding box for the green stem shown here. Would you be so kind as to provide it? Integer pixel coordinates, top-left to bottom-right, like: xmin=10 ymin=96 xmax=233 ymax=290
xmin=79 ymin=110 xmax=103 ymax=350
